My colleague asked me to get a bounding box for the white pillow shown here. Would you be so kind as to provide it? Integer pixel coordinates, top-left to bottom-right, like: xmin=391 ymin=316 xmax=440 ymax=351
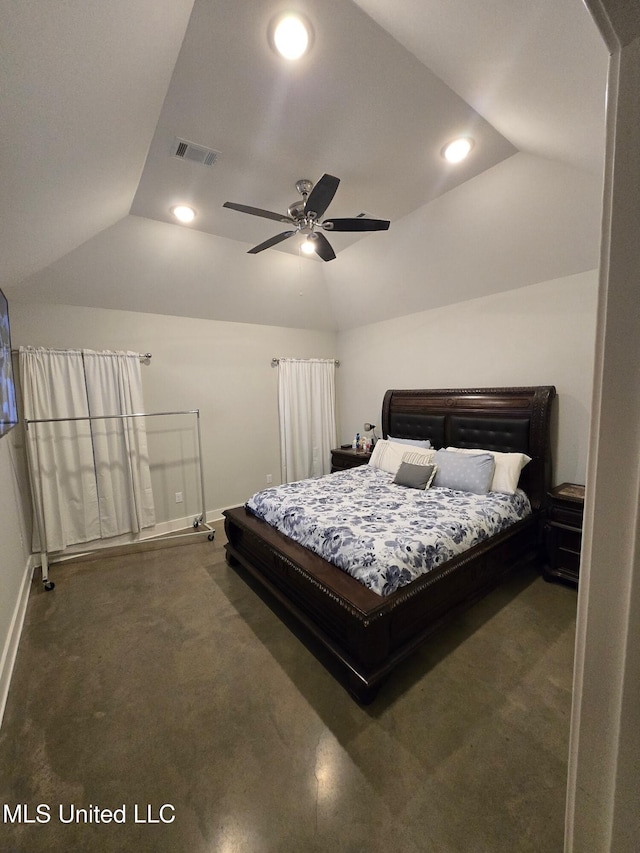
xmin=445 ymin=447 xmax=532 ymax=494
xmin=387 ymin=435 xmax=432 ymax=449
xmin=369 ymin=439 xmax=435 ymax=475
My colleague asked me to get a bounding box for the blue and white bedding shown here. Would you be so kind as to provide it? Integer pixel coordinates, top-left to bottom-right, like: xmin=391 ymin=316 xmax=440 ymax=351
xmin=246 ymin=466 xmax=531 ymax=597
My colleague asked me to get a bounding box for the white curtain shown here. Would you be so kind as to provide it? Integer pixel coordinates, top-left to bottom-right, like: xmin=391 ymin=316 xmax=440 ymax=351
xmin=20 ymin=347 xmax=155 ymax=553
xmin=278 ymin=358 xmax=337 ymax=483
xmin=20 ymin=349 xmax=100 ymax=552
xmin=83 ymin=350 xmax=155 ymax=537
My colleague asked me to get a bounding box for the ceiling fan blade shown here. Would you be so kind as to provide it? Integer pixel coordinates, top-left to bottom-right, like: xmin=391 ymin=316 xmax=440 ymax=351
xmin=304 ymin=174 xmax=340 ymax=220
xmin=322 ymin=217 xmax=390 ymax=232
xmin=248 ymin=230 xmax=296 ymax=254
xmin=311 ymin=232 xmax=336 ymax=262
xmin=223 ymin=202 xmax=294 ymax=224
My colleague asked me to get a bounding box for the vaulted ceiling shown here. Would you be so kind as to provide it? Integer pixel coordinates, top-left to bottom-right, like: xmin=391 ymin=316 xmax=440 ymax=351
xmin=1 ymin=0 xmax=608 ymax=331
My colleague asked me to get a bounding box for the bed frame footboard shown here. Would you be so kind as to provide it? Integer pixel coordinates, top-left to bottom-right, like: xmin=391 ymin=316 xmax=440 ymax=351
xmin=224 ymin=506 xmax=540 ymax=703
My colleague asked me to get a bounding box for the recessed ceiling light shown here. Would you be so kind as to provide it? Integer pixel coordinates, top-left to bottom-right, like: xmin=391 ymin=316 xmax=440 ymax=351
xmin=170 ymin=204 xmax=196 ymax=223
xmin=442 ymin=137 xmax=474 ymax=163
xmin=269 ymin=13 xmax=313 ymax=60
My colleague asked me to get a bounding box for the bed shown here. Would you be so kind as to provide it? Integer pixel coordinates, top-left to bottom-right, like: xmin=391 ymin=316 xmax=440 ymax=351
xmin=224 ymin=386 xmax=556 ymax=703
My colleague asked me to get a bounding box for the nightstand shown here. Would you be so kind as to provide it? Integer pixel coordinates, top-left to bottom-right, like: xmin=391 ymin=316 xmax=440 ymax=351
xmin=544 ymin=482 xmax=585 ymax=586
xmin=331 ymin=446 xmax=372 ymax=472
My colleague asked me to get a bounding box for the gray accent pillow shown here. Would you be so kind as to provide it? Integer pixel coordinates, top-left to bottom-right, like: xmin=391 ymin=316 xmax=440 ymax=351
xmin=393 ymin=462 xmax=437 ymax=490
xmin=432 ymin=450 xmax=495 ymax=494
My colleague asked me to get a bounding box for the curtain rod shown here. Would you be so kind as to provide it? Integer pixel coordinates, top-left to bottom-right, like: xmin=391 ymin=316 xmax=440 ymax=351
xmin=271 ymin=357 xmax=340 ymax=367
xmin=11 ymin=347 xmax=152 ymax=360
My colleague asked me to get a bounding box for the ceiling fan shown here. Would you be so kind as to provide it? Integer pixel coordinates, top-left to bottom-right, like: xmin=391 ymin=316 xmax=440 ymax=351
xmin=223 ymin=174 xmax=390 ymax=261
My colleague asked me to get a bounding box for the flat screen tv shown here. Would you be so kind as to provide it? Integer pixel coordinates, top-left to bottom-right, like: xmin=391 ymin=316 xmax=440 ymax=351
xmin=0 ymin=288 xmax=19 ymax=438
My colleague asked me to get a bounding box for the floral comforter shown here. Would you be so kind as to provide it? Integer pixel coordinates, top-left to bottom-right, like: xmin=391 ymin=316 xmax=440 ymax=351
xmin=245 ymin=465 xmax=531 ymax=597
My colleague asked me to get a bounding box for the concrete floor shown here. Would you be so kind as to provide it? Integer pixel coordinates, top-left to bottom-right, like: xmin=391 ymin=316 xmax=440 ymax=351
xmin=0 ymin=522 xmax=577 ymax=852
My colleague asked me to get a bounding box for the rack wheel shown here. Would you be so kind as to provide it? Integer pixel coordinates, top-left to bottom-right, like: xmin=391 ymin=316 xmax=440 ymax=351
xmin=208 ymin=533 xmax=215 ymax=541
xmin=193 ymin=519 xmax=200 ymax=529
xmin=43 ymin=581 xmax=55 ymax=591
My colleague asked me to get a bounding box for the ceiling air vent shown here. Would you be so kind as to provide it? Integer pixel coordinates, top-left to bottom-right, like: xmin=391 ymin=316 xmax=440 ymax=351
xmin=172 ymin=138 xmax=220 ymax=167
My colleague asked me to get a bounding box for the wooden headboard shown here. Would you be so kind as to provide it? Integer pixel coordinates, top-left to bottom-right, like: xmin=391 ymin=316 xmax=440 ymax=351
xmin=381 ymin=386 xmax=556 ymax=511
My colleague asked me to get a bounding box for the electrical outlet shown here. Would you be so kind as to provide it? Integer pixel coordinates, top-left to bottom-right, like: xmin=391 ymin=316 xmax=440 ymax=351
xmin=266 ymin=474 xmax=273 ymax=484
xmin=175 ymin=491 xmax=183 ymax=503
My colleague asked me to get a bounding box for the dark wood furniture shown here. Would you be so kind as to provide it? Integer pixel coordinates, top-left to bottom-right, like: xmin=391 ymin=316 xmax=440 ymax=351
xmin=224 ymin=386 xmax=556 ymax=703
xmin=544 ymin=482 xmax=584 ymax=586
xmin=330 ymin=446 xmax=372 ymax=472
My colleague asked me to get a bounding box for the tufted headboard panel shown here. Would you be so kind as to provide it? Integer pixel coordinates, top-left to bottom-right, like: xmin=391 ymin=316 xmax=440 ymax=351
xmin=448 ymin=416 xmax=531 ymax=454
xmin=387 ymin=413 xmax=446 ymax=449
xmin=382 ymin=386 xmax=556 ymax=510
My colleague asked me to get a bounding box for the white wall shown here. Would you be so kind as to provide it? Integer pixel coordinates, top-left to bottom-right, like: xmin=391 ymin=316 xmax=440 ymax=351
xmin=337 ymin=270 xmax=598 ymax=486
xmin=567 ymin=18 xmax=640 ymax=851
xmin=8 ymin=303 xmax=338 ymax=520
xmin=9 ymin=270 xmax=598 ymax=519
xmin=0 ymin=430 xmax=33 ymax=724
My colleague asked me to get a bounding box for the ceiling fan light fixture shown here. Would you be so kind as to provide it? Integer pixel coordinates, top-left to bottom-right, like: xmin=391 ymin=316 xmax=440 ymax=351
xmin=442 ymin=137 xmax=474 ymax=163
xmin=170 ymin=204 xmax=196 ymax=223
xmin=223 ymin=173 xmax=389 ymax=261
xmin=270 ymin=13 xmax=313 ymax=60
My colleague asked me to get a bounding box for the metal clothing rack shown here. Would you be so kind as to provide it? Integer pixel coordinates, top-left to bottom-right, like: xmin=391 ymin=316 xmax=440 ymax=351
xmin=24 ymin=409 xmax=213 ymax=590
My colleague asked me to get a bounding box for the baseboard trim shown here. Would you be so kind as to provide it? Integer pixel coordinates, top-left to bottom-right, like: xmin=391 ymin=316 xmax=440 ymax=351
xmin=0 ymin=559 xmax=34 ymax=729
